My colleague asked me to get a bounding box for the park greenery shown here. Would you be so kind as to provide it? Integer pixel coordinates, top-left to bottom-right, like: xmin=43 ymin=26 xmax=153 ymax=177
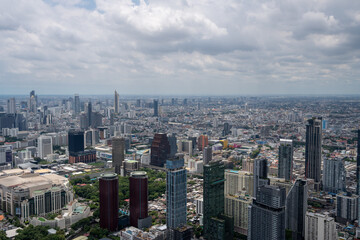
xmin=14 ymin=225 xmax=65 ymax=240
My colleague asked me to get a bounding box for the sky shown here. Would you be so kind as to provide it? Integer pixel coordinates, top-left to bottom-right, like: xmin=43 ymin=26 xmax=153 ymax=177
xmin=0 ymin=0 xmax=360 ymax=95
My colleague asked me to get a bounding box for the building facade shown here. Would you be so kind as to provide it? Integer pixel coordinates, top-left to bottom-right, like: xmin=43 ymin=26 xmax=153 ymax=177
xmin=248 ymin=185 xmax=286 ymax=240
xmin=99 ymin=173 xmax=119 ymax=231
xmin=305 ymin=117 xmax=322 ymax=185
xmin=305 ymin=212 xmax=336 ymax=240
xmin=150 ymin=133 xmax=170 ymax=167
xmin=285 ymin=179 xmax=308 ymax=240
xmin=278 ymin=139 xmax=293 ymax=181
xmin=112 ymin=137 xmax=125 ymax=175
xmin=166 ymin=158 xmax=187 ymax=229
xmin=129 ymin=171 xmax=151 ymax=228
xmin=323 ymin=158 xmax=346 ymax=193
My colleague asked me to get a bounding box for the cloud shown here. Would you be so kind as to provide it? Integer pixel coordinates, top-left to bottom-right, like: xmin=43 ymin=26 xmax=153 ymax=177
xmin=0 ymin=0 xmax=359 ymax=95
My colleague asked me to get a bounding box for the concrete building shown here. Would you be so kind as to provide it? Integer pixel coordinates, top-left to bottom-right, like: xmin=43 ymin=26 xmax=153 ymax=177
xmin=0 ymin=174 xmax=73 ymax=220
xmin=336 ymin=192 xmax=358 ymax=224
xmin=323 ymin=158 xmax=346 ymax=193
xmin=203 ymin=146 xmax=212 ymax=165
xmin=305 ymin=212 xmax=336 ymax=240
xmin=225 ymin=191 xmax=252 ymax=235
xmin=37 ymin=136 xmax=53 ymax=159
xmin=112 ymin=137 xmax=125 ymax=175
xmin=225 ymin=169 xmax=253 ymax=197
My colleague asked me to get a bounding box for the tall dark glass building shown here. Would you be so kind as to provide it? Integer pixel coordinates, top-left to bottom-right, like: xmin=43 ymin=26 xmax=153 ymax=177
xmin=99 ymin=173 xmax=119 ymax=231
xmin=248 ymin=185 xmax=286 ymax=240
xmin=278 ymin=139 xmax=293 ymax=181
xmin=153 ymin=99 xmax=158 ymax=117
xmin=285 ymin=179 xmax=308 ymax=240
xmin=129 ymin=171 xmax=151 ymax=228
xmin=68 ymin=130 xmax=84 ymax=154
xmin=305 ymin=117 xmax=322 ymax=185
xmin=253 ymin=158 xmax=269 ymax=198
xmin=150 ymin=133 xmax=170 ymax=167
xmin=203 ymin=161 xmax=234 ymax=240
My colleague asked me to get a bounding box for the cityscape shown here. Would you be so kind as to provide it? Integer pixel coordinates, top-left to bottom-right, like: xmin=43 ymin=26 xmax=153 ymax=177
xmin=0 ymin=93 xmax=359 ymax=240
xmin=1 ymin=0 xmax=360 ymax=240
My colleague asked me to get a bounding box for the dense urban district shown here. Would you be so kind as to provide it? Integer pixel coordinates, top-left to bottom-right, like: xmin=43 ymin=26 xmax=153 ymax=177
xmin=0 ymin=92 xmax=359 ymax=240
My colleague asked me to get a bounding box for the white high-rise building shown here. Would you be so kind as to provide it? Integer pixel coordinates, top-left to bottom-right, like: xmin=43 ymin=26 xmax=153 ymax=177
xmin=305 ymin=212 xmax=336 ymax=240
xmin=7 ymin=98 xmax=16 ymax=114
xmin=38 ymin=136 xmax=53 ymax=159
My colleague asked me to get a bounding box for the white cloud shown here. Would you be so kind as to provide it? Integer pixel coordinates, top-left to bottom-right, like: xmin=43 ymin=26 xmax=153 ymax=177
xmin=0 ymin=0 xmax=359 ymax=95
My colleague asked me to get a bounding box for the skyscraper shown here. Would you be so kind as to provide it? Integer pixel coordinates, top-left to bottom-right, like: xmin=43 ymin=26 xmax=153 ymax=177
xmin=29 ymin=90 xmax=37 ymax=113
xmin=153 ymin=99 xmax=158 ymax=117
xmin=99 ymin=173 xmax=119 ymax=231
xmin=203 ymin=161 xmax=234 ymax=240
xmin=114 ymin=90 xmax=119 ymax=114
xmin=305 ymin=117 xmax=322 ymax=186
xmin=37 ymin=136 xmax=53 ymax=159
xmin=112 ymin=137 xmax=125 ymax=175
xmin=74 ymin=94 xmax=80 ymax=115
xmin=285 ymin=179 xmax=308 ymax=240
xmin=323 ymin=158 xmax=346 ymax=193
xmin=87 ymin=102 xmax=92 ymax=128
xmin=168 ymin=133 xmax=178 ymax=157
xmin=198 ymin=135 xmax=208 ymax=151
xmin=278 ymin=139 xmax=293 ymax=181
xmin=203 ymin=146 xmax=212 ymax=165
xmin=7 ymin=98 xmax=16 ymax=114
xmin=150 ymin=133 xmax=170 ymax=167
xmin=129 ymin=171 xmax=151 ymax=228
xmin=248 ymin=185 xmax=286 ymax=240
xmin=68 ymin=130 xmax=85 ymax=154
xmin=253 ymin=158 xmax=269 ymax=198
xmin=166 ymin=157 xmax=187 ymax=229
xmin=357 ymin=129 xmax=360 ymax=195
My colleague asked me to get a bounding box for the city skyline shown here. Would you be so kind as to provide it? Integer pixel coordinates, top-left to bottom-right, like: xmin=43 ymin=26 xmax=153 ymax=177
xmin=1 ymin=0 xmax=360 ymax=95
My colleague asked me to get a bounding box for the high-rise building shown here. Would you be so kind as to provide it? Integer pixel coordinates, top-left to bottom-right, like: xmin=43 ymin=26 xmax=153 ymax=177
xmin=168 ymin=134 xmax=178 ymax=157
xmin=38 ymin=136 xmax=53 ymax=159
xmin=203 ymin=161 xmax=234 ymax=240
xmin=198 ymin=135 xmax=208 ymax=151
xmin=222 ymin=123 xmax=231 ymax=136
xmin=114 ymin=90 xmax=119 ymax=114
xmin=112 ymin=137 xmax=125 ymax=175
xmin=79 ymin=113 xmax=89 ymax=130
xmin=225 ymin=191 xmax=252 ymax=235
xmin=248 ymin=185 xmax=286 ymax=240
xmin=305 ymin=212 xmax=336 ymax=240
xmin=278 ymin=139 xmax=293 ymax=181
xmin=129 ymin=171 xmax=151 ymax=228
xmin=74 ymin=94 xmax=80 ymax=115
xmin=29 ymin=90 xmax=37 ymax=113
xmin=7 ymin=98 xmax=16 ymax=114
xmin=253 ymin=158 xmax=269 ymax=198
xmin=323 ymin=158 xmax=346 ymax=193
xmin=357 ymin=129 xmax=360 ymax=195
xmin=305 ymin=117 xmax=322 ymax=186
xmin=153 ymin=99 xmax=158 ymax=117
xmin=68 ymin=130 xmax=85 ymax=154
xmin=150 ymin=133 xmax=170 ymax=167
xmin=225 ymin=169 xmax=254 ymax=197
xmin=87 ymin=102 xmax=92 ymax=127
xmin=203 ymin=146 xmax=212 ymax=165
xmin=336 ymin=192 xmax=358 ymax=224
xmin=99 ymin=173 xmax=119 ymax=231
xmin=166 ymin=157 xmax=187 ymax=229
xmin=285 ymin=179 xmax=308 ymax=240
